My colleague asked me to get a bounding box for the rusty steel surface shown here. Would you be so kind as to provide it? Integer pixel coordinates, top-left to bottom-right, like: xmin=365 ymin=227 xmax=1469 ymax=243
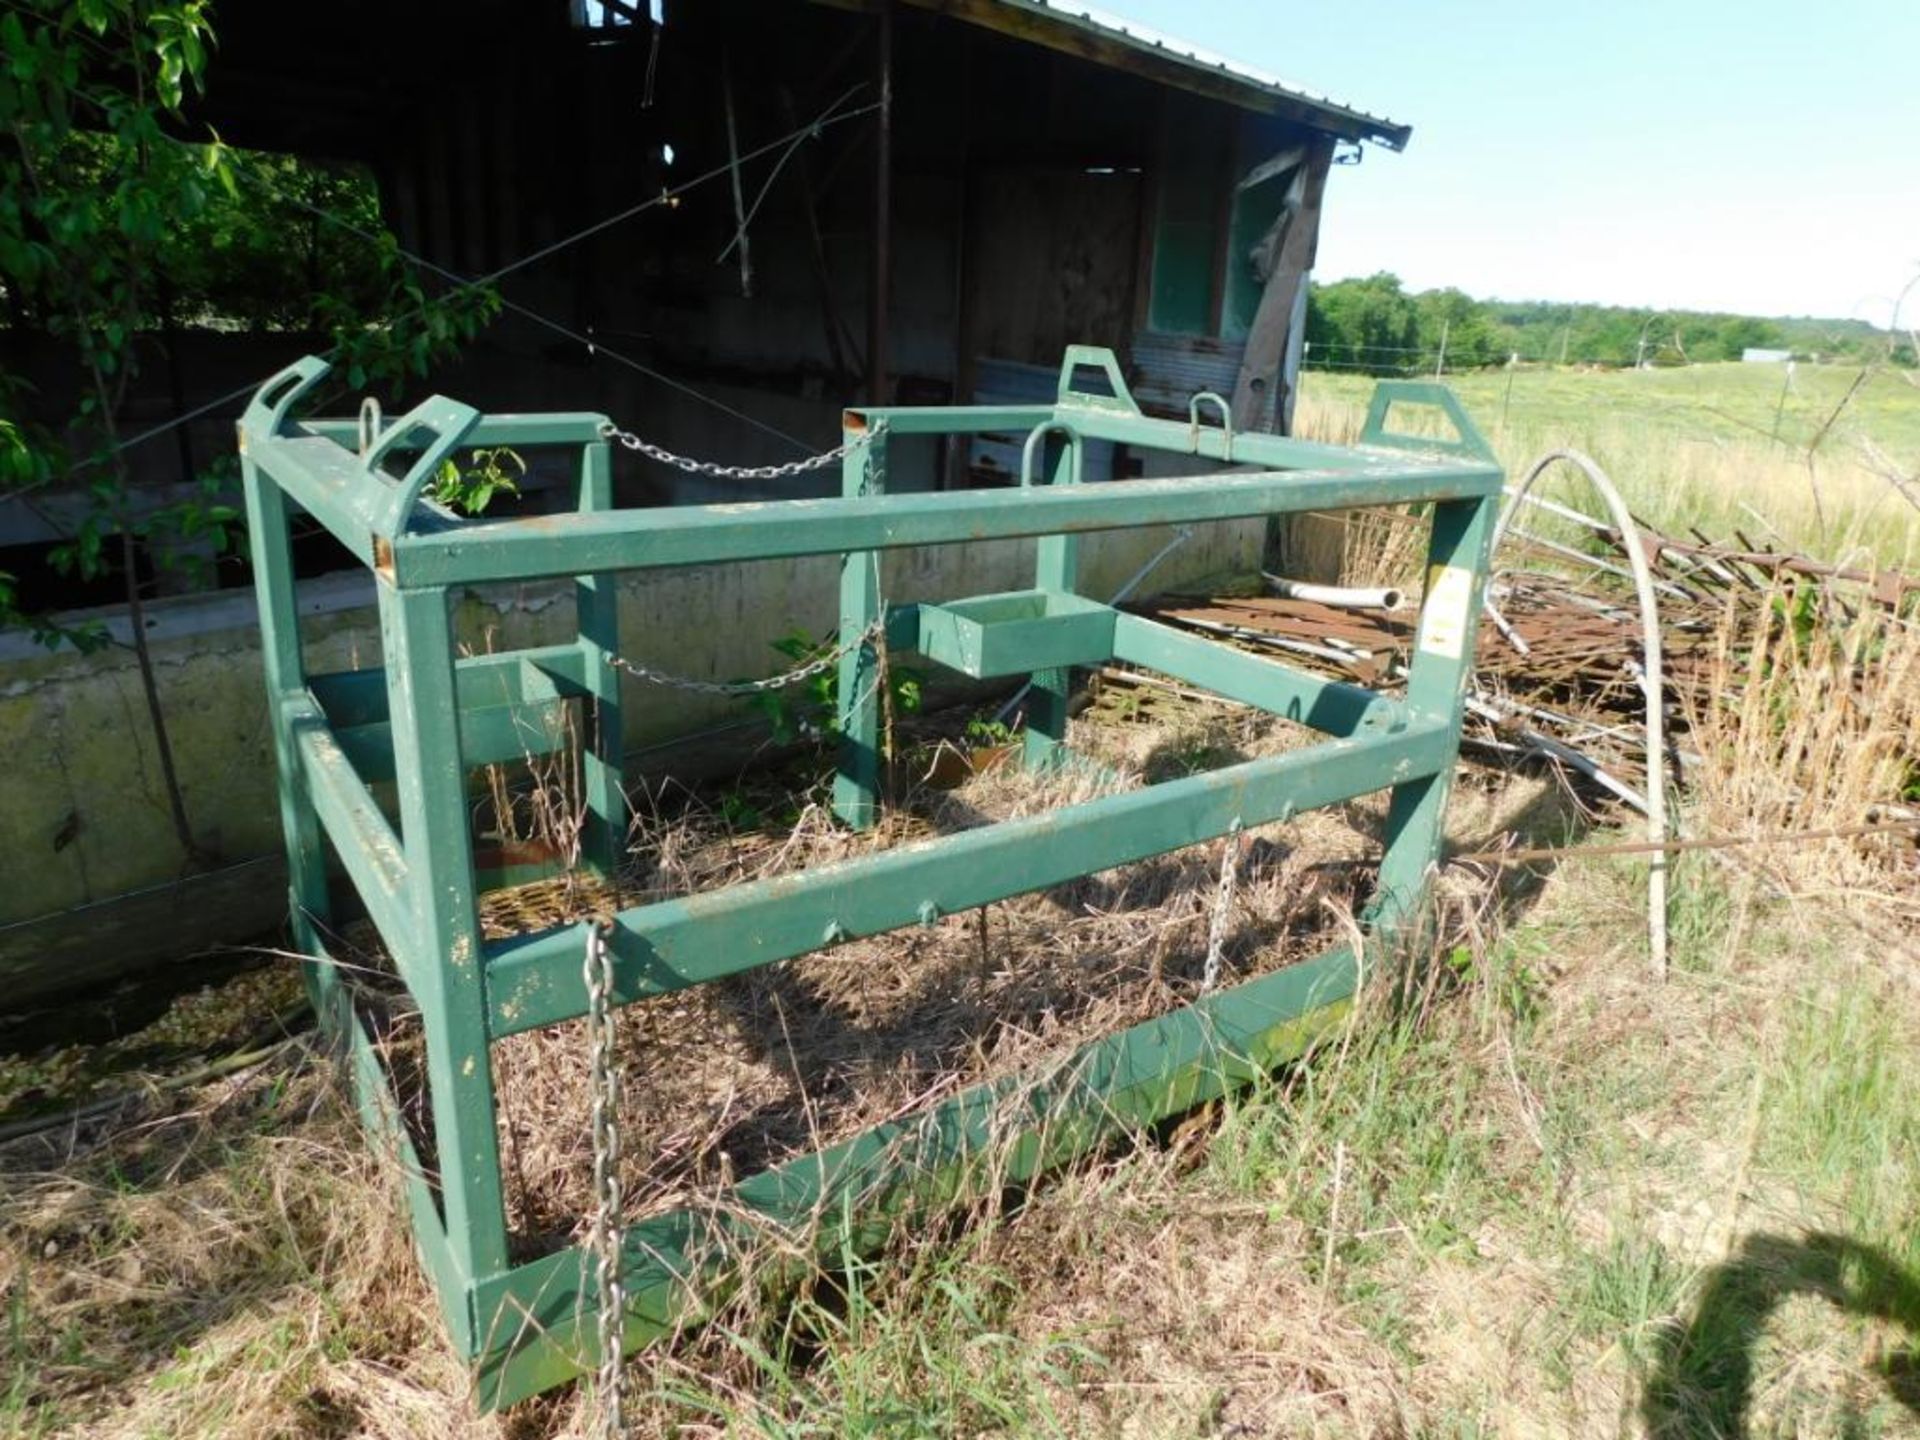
xmin=1133 ymin=513 xmax=1916 ymax=805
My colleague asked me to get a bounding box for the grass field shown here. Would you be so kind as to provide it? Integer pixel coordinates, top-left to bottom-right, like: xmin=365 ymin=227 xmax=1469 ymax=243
xmin=3 ymin=363 xmax=1918 ymax=1439
xmin=1300 ymin=361 xmax=1920 ymax=570
xmin=1310 ymin=359 xmax=1920 ymax=456
xmin=7 ymin=777 xmax=1916 ymax=1439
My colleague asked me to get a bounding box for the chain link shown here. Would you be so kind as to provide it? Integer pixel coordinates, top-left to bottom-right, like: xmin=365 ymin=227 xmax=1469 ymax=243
xmin=584 ymin=923 xmax=626 ymax=1437
xmin=1201 ymin=820 xmax=1244 ymax=993
xmin=596 ymin=416 xmax=885 ymax=480
xmin=603 ymin=621 xmax=882 ymax=697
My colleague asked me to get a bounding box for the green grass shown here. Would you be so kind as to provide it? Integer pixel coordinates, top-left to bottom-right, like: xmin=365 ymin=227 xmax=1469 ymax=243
xmin=652 ymin=1245 xmax=1094 ymax=1438
xmin=647 ymin=849 xmax=1915 ymax=1435
xmin=1307 ymin=360 xmax=1920 ymax=460
xmin=8 ymin=831 xmax=1918 ymax=1437
xmin=1300 ymin=361 xmax=1920 ymax=569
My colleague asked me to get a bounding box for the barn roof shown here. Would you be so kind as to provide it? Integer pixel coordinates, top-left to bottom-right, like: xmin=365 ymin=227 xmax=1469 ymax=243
xmin=904 ymin=0 xmax=1411 ymax=149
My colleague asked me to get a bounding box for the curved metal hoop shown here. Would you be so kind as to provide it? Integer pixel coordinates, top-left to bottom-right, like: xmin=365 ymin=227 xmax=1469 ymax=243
xmin=1019 ymin=421 xmax=1083 ymax=489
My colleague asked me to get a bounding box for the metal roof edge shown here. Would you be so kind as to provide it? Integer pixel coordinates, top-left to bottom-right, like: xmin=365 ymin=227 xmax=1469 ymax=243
xmin=897 ymin=0 xmax=1412 ymax=150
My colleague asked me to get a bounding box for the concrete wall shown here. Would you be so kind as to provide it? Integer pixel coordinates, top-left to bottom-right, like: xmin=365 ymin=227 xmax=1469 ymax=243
xmin=0 ymin=518 xmax=1257 ymax=968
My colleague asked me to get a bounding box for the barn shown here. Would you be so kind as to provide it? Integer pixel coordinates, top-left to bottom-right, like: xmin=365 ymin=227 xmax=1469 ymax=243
xmin=0 ymin=0 xmax=1409 ymax=1000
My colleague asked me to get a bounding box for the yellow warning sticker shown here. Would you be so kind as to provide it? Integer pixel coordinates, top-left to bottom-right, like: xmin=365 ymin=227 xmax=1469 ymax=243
xmin=1417 ymin=564 xmax=1474 ymax=660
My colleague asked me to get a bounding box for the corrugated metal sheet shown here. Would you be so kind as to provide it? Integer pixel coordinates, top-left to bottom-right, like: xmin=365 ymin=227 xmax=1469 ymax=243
xmin=974 ymin=1 xmax=1410 ymax=149
xmin=1129 ymin=331 xmax=1245 ymax=420
xmin=969 ymin=356 xmax=1117 ymax=481
xmin=969 ymin=339 xmax=1266 ymax=476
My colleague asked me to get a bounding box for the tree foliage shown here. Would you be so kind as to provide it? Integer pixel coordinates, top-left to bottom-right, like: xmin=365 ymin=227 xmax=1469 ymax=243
xmin=0 ymin=0 xmax=498 ymax=863
xmin=1306 ymin=273 xmax=1914 ymax=375
xmin=0 ymin=1 xmax=500 ymax=633
xmin=1 ymin=0 xmax=229 ymax=645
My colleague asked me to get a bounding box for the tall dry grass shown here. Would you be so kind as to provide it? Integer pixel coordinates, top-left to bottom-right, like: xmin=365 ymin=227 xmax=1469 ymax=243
xmin=1 ymin=1060 xmax=487 ymax=1439
xmin=1293 ymin=385 xmax=1920 ymax=573
xmin=1685 ymin=591 xmax=1920 ymax=905
xmin=10 ymin=374 xmax=1917 ymax=1434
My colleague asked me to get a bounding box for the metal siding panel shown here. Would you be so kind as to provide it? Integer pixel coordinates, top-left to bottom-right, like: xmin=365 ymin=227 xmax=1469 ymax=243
xmin=1129 ymin=331 xmax=1245 ymax=419
xmin=968 ymin=357 xmax=1116 ymax=481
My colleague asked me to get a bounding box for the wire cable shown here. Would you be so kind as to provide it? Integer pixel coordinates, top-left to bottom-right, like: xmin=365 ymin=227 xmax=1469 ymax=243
xmin=255 ymin=172 xmax=817 ymax=453
xmin=80 ymin=95 xmax=882 ymax=466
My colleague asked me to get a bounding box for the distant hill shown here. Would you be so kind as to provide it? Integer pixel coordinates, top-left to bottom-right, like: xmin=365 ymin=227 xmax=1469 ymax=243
xmin=1303 ymin=274 xmax=1915 ymax=374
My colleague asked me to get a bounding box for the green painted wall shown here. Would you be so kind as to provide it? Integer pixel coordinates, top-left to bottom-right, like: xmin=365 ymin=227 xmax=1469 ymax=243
xmin=1146 ymin=101 xmax=1231 ymax=337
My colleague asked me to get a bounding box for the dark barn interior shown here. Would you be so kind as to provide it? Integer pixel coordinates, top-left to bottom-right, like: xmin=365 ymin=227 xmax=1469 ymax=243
xmin=192 ymin=0 xmax=1406 ymax=504
xmin=0 ymin=0 xmax=1413 ymax=999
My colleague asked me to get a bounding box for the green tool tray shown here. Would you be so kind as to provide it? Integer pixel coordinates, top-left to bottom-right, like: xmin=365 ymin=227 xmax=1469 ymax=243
xmin=914 ymin=588 xmax=1116 ymax=679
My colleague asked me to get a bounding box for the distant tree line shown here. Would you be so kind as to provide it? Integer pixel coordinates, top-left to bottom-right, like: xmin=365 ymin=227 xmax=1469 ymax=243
xmin=1303 ymin=273 xmax=1916 ymax=374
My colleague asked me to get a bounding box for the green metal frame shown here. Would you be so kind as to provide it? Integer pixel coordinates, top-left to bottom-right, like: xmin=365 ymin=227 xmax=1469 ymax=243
xmin=238 ymin=353 xmax=1500 ymax=1409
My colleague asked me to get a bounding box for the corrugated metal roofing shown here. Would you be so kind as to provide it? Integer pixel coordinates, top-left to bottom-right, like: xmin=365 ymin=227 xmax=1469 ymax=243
xmin=969 ymin=357 xmax=1119 ymax=480
xmin=972 ymin=0 xmax=1411 ymax=150
xmin=1129 ymin=332 xmax=1246 ymax=419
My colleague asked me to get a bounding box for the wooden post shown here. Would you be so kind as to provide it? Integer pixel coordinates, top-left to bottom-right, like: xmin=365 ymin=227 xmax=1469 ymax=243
xmin=867 ymin=4 xmax=894 ymax=406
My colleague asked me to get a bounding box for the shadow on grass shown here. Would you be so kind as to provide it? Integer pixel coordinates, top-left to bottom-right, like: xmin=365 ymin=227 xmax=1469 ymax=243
xmin=1643 ymin=1231 xmax=1920 ymax=1437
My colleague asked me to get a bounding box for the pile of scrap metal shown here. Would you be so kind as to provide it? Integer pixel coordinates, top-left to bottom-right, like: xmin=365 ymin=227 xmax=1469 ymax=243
xmin=1125 ymin=500 xmax=1919 ymax=819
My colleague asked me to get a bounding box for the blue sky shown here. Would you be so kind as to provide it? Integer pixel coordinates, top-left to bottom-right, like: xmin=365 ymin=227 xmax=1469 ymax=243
xmin=1097 ymin=1 xmax=1920 ymax=326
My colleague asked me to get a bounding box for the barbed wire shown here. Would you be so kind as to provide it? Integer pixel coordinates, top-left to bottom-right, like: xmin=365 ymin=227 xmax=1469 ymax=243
xmin=85 ymin=93 xmax=882 ymax=469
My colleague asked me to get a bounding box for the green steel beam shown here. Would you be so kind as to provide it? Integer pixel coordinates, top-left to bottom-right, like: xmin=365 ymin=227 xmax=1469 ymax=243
xmin=332 ymin=696 xmax=578 ymax=783
xmin=485 ymin=718 xmax=1450 ymax=1037
xmin=1358 ymin=381 xmax=1501 ymax=467
xmin=575 ymin=438 xmax=626 ymax=878
xmin=1110 ymin=613 xmax=1405 ymax=736
xmin=1063 ymin=408 xmax=1396 ymax=474
xmin=316 ymin=646 xmax=587 ymax=782
xmin=1053 ymin=344 xmax=1141 ymax=413
xmin=1370 ymin=492 xmax=1501 ymax=941
xmin=240 ymin=438 xmax=333 ymax=993
xmin=332 ymin=962 xmax=475 ymax=1345
xmin=835 ymin=404 xmax=1055 ymax=437
xmin=1025 ymin=428 xmax=1082 ymax=770
xmin=386 ymin=462 xmax=1498 ymax=589
xmin=310 ymin=645 xmax=590 ymax=729
xmin=470 ymin=939 xmax=1360 ymax=1408
xmin=303 ymin=414 xmax=614 ymax=449
xmin=913 ymin=590 xmax=1117 ymax=681
xmin=245 ymin=432 xmax=391 ymax=568
xmin=376 ymin=582 xmax=515 ymax=1286
xmin=286 ymin=694 xmax=412 ymax=952
xmin=831 ymin=424 xmax=887 ymax=828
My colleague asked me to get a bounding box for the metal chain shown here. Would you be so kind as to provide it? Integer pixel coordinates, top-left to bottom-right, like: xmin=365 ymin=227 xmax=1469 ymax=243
xmin=584 ymin=923 xmax=625 ymax=1437
xmin=596 ymin=416 xmax=885 ymax=480
xmin=604 ymin=620 xmax=883 ymax=697
xmin=1201 ymin=820 xmax=1244 ymax=993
